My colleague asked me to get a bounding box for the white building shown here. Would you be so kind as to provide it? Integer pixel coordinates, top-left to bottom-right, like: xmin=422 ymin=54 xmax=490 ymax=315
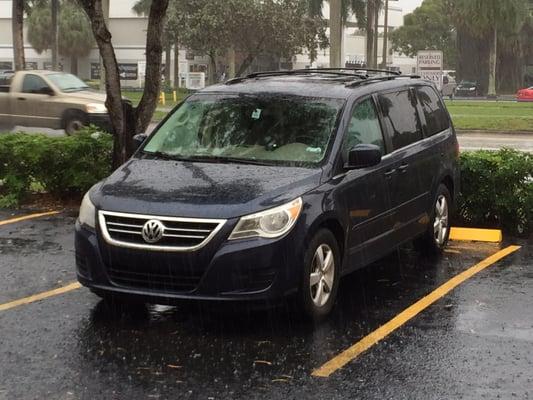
xmin=0 ymin=0 xmax=417 ymax=84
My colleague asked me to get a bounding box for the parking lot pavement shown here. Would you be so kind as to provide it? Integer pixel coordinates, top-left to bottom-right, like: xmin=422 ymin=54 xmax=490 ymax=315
xmin=0 ymin=213 xmax=531 ymax=400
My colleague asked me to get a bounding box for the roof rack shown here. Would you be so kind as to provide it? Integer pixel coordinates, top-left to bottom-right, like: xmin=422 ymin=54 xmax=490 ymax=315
xmin=345 ymin=74 xmax=422 ymax=88
xmin=225 ymin=69 xmax=369 ymax=85
xmin=224 ymin=68 xmax=419 ymax=87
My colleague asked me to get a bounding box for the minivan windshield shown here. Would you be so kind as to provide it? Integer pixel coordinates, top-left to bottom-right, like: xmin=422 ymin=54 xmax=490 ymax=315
xmin=143 ymin=94 xmax=344 ymax=166
xmin=47 ymin=73 xmax=90 ymax=92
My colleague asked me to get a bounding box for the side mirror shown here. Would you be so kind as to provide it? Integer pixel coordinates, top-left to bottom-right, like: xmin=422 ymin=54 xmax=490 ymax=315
xmin=38 ymin=86 xmax=54 ymax=96
xmin=132 ymin=133 xmax=148 ymax=150
xmin=346 ymin=144 xmax=382 ymax=169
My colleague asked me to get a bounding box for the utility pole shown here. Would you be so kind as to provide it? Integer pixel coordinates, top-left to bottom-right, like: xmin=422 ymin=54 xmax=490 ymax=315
xmin=329 ymin=0 xmax=343 ymax=68
xmin=51 ymin=0 xmax=59 ymax=71
xmin=99 ymin=0 xmax=110 ymax=90
xmin=381 ymin=0 xmax=389 ymax=68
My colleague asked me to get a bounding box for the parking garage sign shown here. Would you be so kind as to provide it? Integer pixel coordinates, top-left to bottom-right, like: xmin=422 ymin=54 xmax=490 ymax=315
xmin=417 ymin=50 xmax=443 ymax=89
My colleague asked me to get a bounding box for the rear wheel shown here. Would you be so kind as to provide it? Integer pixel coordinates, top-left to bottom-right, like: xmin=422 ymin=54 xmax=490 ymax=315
xmin=298 ymin=229 xmax=340 ymax=322
xmin=414 ymin=184 xmax=451 ymax=255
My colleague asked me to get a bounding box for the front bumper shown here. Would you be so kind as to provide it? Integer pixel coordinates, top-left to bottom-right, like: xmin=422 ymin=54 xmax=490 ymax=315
xmin=87 ymin=113 xmax=112 ymax=133
xmin=75 ymin=219 xmax=305 ymax=304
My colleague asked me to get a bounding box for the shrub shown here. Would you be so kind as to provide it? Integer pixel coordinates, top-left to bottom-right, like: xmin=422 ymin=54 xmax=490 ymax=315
xmin=458 ymin=149 xmax=533 ymax=235
xmin=0 ymin=127 xmax=112 ymax=207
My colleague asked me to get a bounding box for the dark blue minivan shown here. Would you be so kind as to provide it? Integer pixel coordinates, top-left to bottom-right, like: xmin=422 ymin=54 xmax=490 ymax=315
xmin=75 ymin=69 xmax=459 ymax=320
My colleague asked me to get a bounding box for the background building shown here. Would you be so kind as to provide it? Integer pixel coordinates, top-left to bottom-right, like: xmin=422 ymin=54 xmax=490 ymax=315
xmin=0 ymin=0 xmax=417 ymax=86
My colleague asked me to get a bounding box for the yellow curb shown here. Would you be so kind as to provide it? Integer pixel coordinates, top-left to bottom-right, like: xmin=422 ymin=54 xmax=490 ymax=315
xmin=449 ymin=227 xmax=502 ymax=243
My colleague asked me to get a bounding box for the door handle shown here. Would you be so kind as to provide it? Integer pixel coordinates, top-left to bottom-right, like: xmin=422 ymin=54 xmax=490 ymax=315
xmin=398 ymin=164 xmax=409 ymax=173
xmin=384 ymin=169 xmax=396 ymax=179
xmin=17 ymin=97 xmax=26 ymax=101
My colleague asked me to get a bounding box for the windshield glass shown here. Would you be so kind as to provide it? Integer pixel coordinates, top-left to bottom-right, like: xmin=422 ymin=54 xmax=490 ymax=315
xmin=143 ymin=94 xmax=344 ymax=166
xmin=47 ymin=73 xmax=90 ymax=92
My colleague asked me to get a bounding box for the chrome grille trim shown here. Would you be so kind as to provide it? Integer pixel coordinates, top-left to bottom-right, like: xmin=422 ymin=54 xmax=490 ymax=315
xmin=99 ymin=210 xmax=226 ymax=252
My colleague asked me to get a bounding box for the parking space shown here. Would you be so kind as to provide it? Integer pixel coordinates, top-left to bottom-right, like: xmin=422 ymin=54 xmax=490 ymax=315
xmin=0 ymin=212 xmax=531 ymax=399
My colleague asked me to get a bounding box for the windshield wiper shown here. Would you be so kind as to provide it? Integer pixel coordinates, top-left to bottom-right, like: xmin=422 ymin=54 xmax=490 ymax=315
xmin=187 ymin=155 xmax=272 ymax=166
xmin=142 ymin=150 xmax=192 ymax=161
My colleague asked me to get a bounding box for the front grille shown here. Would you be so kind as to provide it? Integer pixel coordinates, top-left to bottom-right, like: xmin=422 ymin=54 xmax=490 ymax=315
xmin=108 ymin=264 xmax=201 ymax=293
xmin=99 ymin=211 xmax=226 ymax=251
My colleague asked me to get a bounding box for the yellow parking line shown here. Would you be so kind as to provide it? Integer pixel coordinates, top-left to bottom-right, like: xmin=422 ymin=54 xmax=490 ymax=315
xmin=312 ymin=245 xmax=521 ymax=378
xmin=0 ymin=282 xmax=81 ymax=312
xmin=450 ymin=227 xmax=502 ymax=243
xmin=0 ymin=210 xmax=61 ymax=226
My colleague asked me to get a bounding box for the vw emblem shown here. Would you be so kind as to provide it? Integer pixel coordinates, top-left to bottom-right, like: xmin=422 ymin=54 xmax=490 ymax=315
xmin=142 ymin=219 xmax=165 ymax=243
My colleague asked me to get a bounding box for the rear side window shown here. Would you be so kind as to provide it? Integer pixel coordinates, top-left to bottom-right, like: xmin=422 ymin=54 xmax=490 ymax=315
xmin=378 ymin=90 xmax=422 ymax=151
xmin=22 ymin=74 xmax=49 ymax=94
xmin=416 ymin=86 xmax=450 ymax=136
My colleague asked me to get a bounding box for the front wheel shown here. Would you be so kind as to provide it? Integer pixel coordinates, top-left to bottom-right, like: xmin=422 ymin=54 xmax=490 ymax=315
xmin=64 ymin=111 xmax=87 ymax=135
xmin=298 ymin=229 xmax=341 ymax=322
xmin=414 ymin=184 xmax=451 ymax=255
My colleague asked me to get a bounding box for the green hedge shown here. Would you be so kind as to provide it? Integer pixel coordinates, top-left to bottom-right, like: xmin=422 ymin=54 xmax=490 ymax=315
xmin=458 ymin=149 xmax=533 ymax=235
xmin=0 ymin=128 xmax=112 ymax=207
xmin=0 ymin=132 xmax=531 ymax=235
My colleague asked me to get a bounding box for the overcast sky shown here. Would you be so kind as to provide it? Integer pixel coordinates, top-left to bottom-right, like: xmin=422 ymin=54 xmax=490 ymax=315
xmin=398 ymin=0 xmax=424 ymax=14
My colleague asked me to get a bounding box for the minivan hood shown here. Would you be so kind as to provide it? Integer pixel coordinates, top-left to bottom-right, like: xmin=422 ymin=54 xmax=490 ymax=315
xmin=92 ymin=158 xmax=323 ymax=219
xmin=60 ymin=90 xmax=106 ymax=103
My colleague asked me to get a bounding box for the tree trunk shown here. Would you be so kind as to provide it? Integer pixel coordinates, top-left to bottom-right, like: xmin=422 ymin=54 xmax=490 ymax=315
xmin=329 ymin=0 xmax=343 ymax=68
xmin=366 ymin=0 xmax=375 ymax=69
xmin=373 ymin=1 xmax=379 ymax=68
xmin=99 ymin=0 xmax=109 ymax=91
xmin=227 ymin=47 xmax=236 ymax=79
xmin=164 ymin=43 xmax=171 ymax=83
xmin=78 ymin=0 xmax=126 ymax=168
xmin=12 ymin=0 xmax=25 ymax=71
xmin=71 ymin=56 xmax=78 ymax=76
xmin=381 ymin=0 xmax=389 ymax=68
xmin=208 ymin=52 xmax=218 ymax=84
xmin=134 ymin=0 xmax=169 ymax=134
xmin=173 ymin=43 xmax=180 ymax=89
xmin=236 ymin=54 xmax=255 ymax=77
xmin=487 ymin=26 xmax=497 ymax=98
xmin=51 ymin=0 xmax=59 ymax=71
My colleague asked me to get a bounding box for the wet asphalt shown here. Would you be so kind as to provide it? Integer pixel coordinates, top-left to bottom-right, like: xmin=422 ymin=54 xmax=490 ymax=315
xmin=0 ymin=212 xmax=531 ymax=400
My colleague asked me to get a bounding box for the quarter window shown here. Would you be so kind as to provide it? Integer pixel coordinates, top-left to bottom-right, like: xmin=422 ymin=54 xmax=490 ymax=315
xmin=22 ymin=74 xmax=49 ymax=94
xmin=342 ymin=98 xmax=385 ymax=159
xmin=378 ymin=90 xmax=422 ymax=151
xmin=416 ymin=86 xmax=450 ymax=136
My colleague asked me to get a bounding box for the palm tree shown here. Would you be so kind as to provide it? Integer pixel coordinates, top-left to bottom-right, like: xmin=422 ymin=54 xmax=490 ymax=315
xmin=308 ymin=0 xmax=366 ymax=67
xmin=455 ymin=0 xmax=527 ymax=97
xmin=12 ymin=0 xmax=25 ymax=70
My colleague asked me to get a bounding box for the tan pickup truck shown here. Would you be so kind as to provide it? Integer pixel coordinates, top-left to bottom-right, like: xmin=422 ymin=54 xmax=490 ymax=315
xmin=0 ymin=70 xmax=111 ymax=134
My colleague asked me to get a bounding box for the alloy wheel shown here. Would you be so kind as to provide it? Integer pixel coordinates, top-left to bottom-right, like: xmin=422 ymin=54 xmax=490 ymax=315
xmin=434 ymin=194 xmax=449 ymax=246
xmin=310 ymin=244 xmax=335 ymax=307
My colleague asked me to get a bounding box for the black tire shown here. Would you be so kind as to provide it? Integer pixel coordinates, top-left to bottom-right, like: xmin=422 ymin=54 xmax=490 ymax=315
xmin=297 ymin=229 xmax=341 ymax=322
xmin=414 ymin=184 xmax=452 ymax=255
xmin=63 ymin=110 xmax=87 ymax=135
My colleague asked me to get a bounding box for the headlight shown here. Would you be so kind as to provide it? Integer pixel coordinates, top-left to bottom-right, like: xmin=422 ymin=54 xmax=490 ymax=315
xmin=78 ymin=192 xmax=96 ymax=228
xmin=86 ymin=103 xmax=107 ymax=113
xmin=229 ymin=198 xmax=302 ymax=240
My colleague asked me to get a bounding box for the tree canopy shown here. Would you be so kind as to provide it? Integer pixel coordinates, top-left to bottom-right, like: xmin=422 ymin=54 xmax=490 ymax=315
xmin=389 ymin=0 xmax=456 ymax=69
xmin=27 ymin=0 xmax=93 ymax=73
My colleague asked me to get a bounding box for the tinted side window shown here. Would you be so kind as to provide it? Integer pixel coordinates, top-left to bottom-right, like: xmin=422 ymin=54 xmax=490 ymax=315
xmin=22 ymin=74 xmax=49 ymax=94
xmin=378 ymin=90 xmax=422 ymax=151
xmin=342 ymin=98 xmax=385 ymax=159
xmin=416 ymin=86 xmax=450 ymax=136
